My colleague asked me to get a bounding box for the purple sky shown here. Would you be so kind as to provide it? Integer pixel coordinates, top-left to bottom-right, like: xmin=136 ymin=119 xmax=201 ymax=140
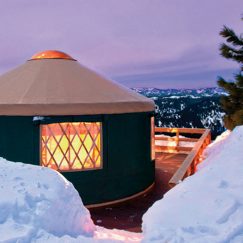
xmin=0 ymin=0 xmax=242 ymax=89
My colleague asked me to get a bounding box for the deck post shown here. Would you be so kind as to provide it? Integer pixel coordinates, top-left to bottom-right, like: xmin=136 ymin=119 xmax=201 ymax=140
xmin=175 ymin=129 xmax=179 ymax=152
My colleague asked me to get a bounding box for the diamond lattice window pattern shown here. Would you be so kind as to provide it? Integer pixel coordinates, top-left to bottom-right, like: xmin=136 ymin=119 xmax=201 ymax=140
xmin=41 ymin=122 xmax=102 ymax=171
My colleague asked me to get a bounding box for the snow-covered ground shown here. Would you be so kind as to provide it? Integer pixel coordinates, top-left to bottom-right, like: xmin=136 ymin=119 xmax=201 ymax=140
xmin=142 ymin=126 xmax=243 ymax=242
xmin=0 ymin=158 xmax=141 ymax=242
xmin=1 ymin=126 xmax=243 ymax=242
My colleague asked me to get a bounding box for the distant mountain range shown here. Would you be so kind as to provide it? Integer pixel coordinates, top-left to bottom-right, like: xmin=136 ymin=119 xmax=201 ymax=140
xmin=132 ymin=87 xmax=227 ymax=139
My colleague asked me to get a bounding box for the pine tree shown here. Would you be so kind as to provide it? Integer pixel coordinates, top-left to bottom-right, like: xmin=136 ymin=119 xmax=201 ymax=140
xmin=217 ymin=17 xmax=243 ymax=130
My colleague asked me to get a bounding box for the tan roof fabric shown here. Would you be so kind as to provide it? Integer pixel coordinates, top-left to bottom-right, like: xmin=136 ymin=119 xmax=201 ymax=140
xmin=0 ymin=59 xmax=154 ymax=115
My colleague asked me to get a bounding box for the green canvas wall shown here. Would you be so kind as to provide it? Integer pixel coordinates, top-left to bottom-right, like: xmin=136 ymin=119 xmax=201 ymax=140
xmin=0 ymin=112 xmax=154 ymax=205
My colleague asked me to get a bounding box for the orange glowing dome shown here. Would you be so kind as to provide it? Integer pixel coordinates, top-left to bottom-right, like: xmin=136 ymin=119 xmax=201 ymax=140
xmin=30 ymin=50 xmax=75 ymax=60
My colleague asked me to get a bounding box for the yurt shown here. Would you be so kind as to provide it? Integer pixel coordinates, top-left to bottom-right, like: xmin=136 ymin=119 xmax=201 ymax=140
xmin=0 ymin=50 xmax=155 ymax=206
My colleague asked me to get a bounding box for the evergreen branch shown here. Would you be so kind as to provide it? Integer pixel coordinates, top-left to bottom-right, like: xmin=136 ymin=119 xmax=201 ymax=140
xmin=234 ymin=73 xmax=243 ymax=87
xmin=217 ymin=77 xmax=228 ymax=88
xmin=220 ymin=26 xmax=243 ymax=46
xmin=220 ymin=43 xmax=243 ymax=55
xmin=220 ymin=43 xmax=243 ymax=62
xmin=217 ymin=17 xmax=243 ymax=130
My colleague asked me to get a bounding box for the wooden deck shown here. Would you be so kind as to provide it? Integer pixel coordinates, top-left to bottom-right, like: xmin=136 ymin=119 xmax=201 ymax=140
xmin=155 ymin=152 xmax=187 ymax=193
xmin=90 ymin=152 xmax=187 ymax=232
xmin=90 ymin=127 xmax=211 ymax=232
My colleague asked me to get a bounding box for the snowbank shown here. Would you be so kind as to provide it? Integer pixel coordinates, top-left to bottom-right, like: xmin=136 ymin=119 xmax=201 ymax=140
xmin=0 ymin=158 xmax=141 ymax=242
xmin=35 ymin=227 xmax=141 ymax=242
xmin=0 ymin=158 xmax=95 ymax=242
xmin=142 ymin=126 xmax=243 ymax=242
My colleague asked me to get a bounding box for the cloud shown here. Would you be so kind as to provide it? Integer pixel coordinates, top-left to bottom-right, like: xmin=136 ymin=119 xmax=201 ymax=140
xmin=114 ymin=67 xmax=237 ymax=89
xmin=110 ymin=44 xmax=239 ymax=88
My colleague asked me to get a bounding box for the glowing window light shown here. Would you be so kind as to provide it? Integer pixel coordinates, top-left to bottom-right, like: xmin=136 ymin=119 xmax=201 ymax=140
xmin=151 ymin=117 xmax=155 ymax=160
xmin=40 ymin=122 xmax=102 ymax=171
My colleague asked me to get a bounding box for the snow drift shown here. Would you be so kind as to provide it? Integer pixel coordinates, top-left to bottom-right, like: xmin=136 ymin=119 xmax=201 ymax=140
xmin=0 ymin=158 xmax=95 ymax=242
xmin=142 ymin=126 xmax=243 ymax=242
xmin=0 ymin=158 xmax=141 ymax=242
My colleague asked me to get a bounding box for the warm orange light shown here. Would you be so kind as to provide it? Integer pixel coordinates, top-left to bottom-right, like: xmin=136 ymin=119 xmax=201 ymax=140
xmin=151 ymin=117 xmax=155 ymax=160
xmin=30 ymin=50 xmax=75 ymax=60
xmin=94 ymin=230 xmax=141 ymax=242
xmin=41 ymin=122 xmax=102 ymax=171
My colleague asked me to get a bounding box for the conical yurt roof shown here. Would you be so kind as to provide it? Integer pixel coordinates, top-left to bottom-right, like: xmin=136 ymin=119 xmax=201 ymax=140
xmin=0 ymin=50 xmax=154 ymax=116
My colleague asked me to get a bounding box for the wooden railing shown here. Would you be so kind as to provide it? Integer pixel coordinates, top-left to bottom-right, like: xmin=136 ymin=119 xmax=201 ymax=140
xmin=155 ymin=127 xmax=211 ymax=186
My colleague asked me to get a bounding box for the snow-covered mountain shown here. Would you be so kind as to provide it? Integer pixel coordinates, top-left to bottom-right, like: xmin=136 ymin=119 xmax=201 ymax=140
xmin=132 ymin=87 xmax=227 ymax=98
xmin=133 ymin=87 xmax=226 ymax=139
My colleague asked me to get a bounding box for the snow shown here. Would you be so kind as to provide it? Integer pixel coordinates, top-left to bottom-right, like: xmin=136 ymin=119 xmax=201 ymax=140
xmin=155 ymin=134 xmax=195 ymax=148
xmin=33 ymin=116 xmax=45 ymax=121
xmin=0 ymin=158 xmax=95 ymax=241
xmin=0 ymin=158 xmax=141 ymax=242
xmin=34 ymin=227 xmax=141 ymax=242
xmin=142 ymin=126 xmax=243 ymax=242
xmin=168 ymin=95 xmax=200 ymax=99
